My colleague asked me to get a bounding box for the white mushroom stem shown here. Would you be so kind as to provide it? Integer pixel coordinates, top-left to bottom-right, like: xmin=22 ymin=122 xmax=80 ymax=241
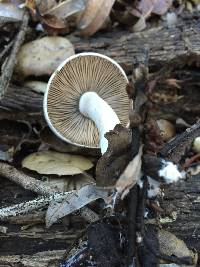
xmin=79 ymin=92 xmax=120 ymax=154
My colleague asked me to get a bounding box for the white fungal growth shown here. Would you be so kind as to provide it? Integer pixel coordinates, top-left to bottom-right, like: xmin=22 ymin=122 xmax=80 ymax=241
xmin=79 ymin=92 xmax=120 ymax=154
xmin=147 ymin=176 xmax=161 ymax=198
xmin=159 ymin=160 xmax=183 ymax=184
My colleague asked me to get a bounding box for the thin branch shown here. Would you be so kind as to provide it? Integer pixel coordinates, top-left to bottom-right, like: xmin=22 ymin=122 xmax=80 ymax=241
xmin=0 ymin=162 xmax=59 ymax=195
xmin=0 ymin=10 xmax=29 ymax=99
xmin=0 ymin=40 xmax=14 ymax=62
xmin=0 ymin=192 xmax=72 ymax=220
xmin=0 ymin=162 xmax=99 ymax=223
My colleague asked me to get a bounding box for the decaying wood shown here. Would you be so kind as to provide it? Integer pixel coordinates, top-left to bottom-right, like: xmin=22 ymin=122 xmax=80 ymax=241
xmin=72 ymin=12 xmax=200 ymax=72
xmin=0 ymin=11 xmax=29 ymax=99
xmin=0 ymin=85 xmax=43 ymax=112
xmin=157 ymin=173 xmax=200 ymax=256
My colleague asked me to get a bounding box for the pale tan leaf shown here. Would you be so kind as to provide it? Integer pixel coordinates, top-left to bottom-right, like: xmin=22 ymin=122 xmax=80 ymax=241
xmin=22 ymin=151 xmax=93 ymax=175
xmin=77 ymin=0 xmax=116 ymax=36
xmin=116 ymin=145 xmax=143 ymax=199
xmin=16 ymin=37 xmax=74 ymax=77
xmin=46 ymin=184 xmax=107 ymax=227
xmin=137 ymin=0 xmax=173 ymax=17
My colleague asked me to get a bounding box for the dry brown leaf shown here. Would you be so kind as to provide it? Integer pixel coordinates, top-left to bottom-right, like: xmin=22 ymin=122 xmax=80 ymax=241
xmin=116 ymin=145 xmax=143 ymax=199
xmin=77 ymin=0 xmax=116 ymax=36
xmin=41 ymin=13 xmax=67 ymax=33
xmin=137 ymin=0 xmax=173 ymax=17
xmin=22 ymin=150 xmax=93 ymax=175
xmin=25 ymin=0 xmax=36 ymax=13
xmin=45 ymin=0 xmax=86 ymax=19
xmin=46 ymin=184 xmax=108 ymax=227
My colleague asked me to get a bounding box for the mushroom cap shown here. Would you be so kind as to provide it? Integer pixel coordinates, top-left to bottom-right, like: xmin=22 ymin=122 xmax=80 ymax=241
xmin=44 ymin=52 xmax=130 ymax=149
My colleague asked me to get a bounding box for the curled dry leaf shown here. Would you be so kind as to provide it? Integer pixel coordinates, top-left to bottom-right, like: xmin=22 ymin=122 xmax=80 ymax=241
xmin=16 ymin=37 xmax=74 ymax=77
xmin=116 ymin=145 xmax=143 ymax=199
xmin=22 ymin=150 xmax=93 ymax=175
xmin=40 ymin=14 xmax=68 ymax=34
xmin=137 ymin=0 xmax=173 ymax=17
xmin=46 ymin=184 xmax=108 ymax=227
xmin=45 ymin=0 xmax=86 ymax=20
xmin=77 ymin=0 xmax=116 ymax=36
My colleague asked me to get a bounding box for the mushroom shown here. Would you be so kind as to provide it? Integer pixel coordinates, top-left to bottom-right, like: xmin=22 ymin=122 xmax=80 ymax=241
xmin=44 ymin=52 xmax=130 ymax=154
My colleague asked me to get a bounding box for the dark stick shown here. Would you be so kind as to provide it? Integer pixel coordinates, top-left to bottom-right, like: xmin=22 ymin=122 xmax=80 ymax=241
xmin=127 ymin=50 xmax=149 ymax=266
xmin=160 ymin=121 xmax=200 ymax=163
xmin=0 ymin=40 xmax=14 ymax=62
xmin=0 ymin=10 xmax=29 ymax=99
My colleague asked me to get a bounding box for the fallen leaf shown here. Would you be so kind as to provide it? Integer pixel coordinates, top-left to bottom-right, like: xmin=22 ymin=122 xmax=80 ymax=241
xmin=25 ymin=0 xmax=36 ymax=14
xmin=45 ymin=0 xmax=86 ymax=19
xmin=158 ymin=229 xmax=197 ymax=263
xmin=140 ymin=224 xmax=198 ymax=266
xmin=137 ymin=0 xmax=173 ymax=17
xmin=25 ymin=0 xmax=57 ymax=15
xmin=46 ymin=184 xmax=108 ymax=227
xmin=24 ymin=81 xmax=47 ymax=94
xmin=116 ymin=145 xmax=143 ymax=199
xmin=77 ymin=0 xmax=116 ymax=36
xmin=16 ymin=37 xmax=74 ymax=77
xmin=40 ymin=14 xmax=67 ymax=33
xmin=22 ymin=150 xmax=93 ymax=175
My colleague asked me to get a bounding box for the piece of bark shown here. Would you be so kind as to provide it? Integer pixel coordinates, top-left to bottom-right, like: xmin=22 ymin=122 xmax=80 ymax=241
xmin=72 ymin=12 xmax=200 ymax=72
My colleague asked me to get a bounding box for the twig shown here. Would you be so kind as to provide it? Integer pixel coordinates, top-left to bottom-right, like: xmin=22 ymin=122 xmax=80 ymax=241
xmin=0 ymin=162 xmax=59 ymax=195
xmin=0 ymin=10 xmax=29 ymax=99
xmin=0 ymin=162 xmax=99 ymax=223
xmin=126 ymin=50 xmax=149 ymax=267
xmin=160 ymin=121 xmax=200 ymax=163
xmin=0 ymin=41 xmax=14 ymax=62
xmin=0 ymin=192 xmax=72 ymax=220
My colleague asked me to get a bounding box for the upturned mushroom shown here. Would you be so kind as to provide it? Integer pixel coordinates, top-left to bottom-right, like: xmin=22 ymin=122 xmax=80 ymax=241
xmin=44 ymin=52 xmax=130 ymax=154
